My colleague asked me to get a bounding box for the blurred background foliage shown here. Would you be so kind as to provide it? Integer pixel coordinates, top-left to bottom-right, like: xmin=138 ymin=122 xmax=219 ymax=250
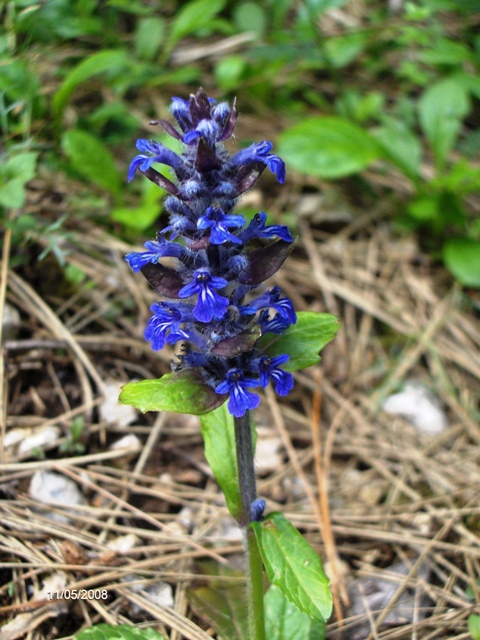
xmin=1 ymin=0 xmax=479 ymax=285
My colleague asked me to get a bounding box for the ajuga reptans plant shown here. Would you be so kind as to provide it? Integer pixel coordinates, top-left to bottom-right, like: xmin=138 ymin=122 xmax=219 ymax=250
xmin=125 ymin=88 xmax=296 ymax=419
xmin=120 ymin=88 xmax=337 ymax=640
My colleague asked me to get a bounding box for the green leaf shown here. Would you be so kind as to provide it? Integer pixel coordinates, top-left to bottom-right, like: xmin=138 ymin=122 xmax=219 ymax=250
xmin=233 ymin=2 xmax=266 ymax=37
xmin=468 ymin=614 xmax=480 ymax=640
xmin=251 ymin=512 xmax=332 ymax=622
xmin=0 ymin=178 xmax=29 ymax=209
xmin=443 ymin=237 xmax=480 ymax=287
xmin=119 ymin=370 xmax=227 ymax=415
xmin=278 ymin=117 xmax=380 ymax=179
xmin=135 ymin=17 xmax=165 ymax=61
xmin=4 ymin=152 xmax=39 ymax=183
xmin=62 ymin=129 xmax=122 ymax=195
xmin=167 ymin=0 xmax=226 ymax=49
xmin=74 ymin=624 xmax=166 ymax=640
xmin=215 ymin=55 xmax=247 ymax=91
xmin=258 ymin=311 xmax=340 ymax=372
xmin=374 ymin=119 xmax=422 ymax=179
xmin=265 ymin=586 xmax=326 ymax=640
xmin=199 ymin=404 xmax=256 ymax=520
xmin=189 ymin=562 xmax=249 ymax=640
xmin=418 ymin=79 xmax=470 ymax=169
xmin=52 ymin=50 xmax=129 ymax=133
xmin=112 ymin=180 xmax=162 ymax=230
xmin=324 ymin=31 xmax=366 ymax=68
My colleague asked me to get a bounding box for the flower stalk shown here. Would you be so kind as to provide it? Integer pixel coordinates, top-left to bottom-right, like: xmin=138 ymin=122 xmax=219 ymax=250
xmin=234 ymin=410 xmax=266 ymax=639
xmin=125 ymin=88 xmax=301 ymax=640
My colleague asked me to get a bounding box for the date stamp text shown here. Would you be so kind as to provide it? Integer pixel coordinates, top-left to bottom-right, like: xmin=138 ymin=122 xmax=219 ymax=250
xmin=47 ymin=589 xmax=108 ymax=601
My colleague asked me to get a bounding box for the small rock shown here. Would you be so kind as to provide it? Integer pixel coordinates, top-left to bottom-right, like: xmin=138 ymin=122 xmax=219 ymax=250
xmin=2 ymin=303 xmax=21 ymax=341
xmin=207 ymin=516 xmax=244 ymax=544
xmin=382 ymin=382 xmax=448 ymax=435
xmin=18 ymin=426 xmax=61 ymax=457
xmin=347 ymin=561 xmax=430 ymax=639
xmin=29 ymin=471 xmax=86 ymax=523
xmin=177 ymin=507 xmax=194 ymax=532
xmin=37 ymin=572 xmax=68 ymax=601
xmin=147 ymin=582 xmax=174 ymax=608
xmin=255 ymin=428 xmax=283 ymax=475
xmin=100 ymin=380 xmax=137 ymax=427
xmin=107 ymin=533 xmax=139 ymax=554
xmin=109 ymin=434 xmax=141 ymax=453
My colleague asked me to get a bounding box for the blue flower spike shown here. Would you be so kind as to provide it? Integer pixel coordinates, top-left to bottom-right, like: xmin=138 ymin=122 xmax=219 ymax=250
xmin=125 ymin=88 xmax=297 ymax=417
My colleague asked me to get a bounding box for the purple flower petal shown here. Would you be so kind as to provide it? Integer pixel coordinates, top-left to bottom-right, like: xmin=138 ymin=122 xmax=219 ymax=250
xmin=215 ymin=369 xmax=260 ymax=417
xmin=178 ymin=270 xmax=229 ymax=323
xmin=258 ymin=355 xmax=294 ymax=396
xmin=230 ymin=141 xmax=286 ymax=184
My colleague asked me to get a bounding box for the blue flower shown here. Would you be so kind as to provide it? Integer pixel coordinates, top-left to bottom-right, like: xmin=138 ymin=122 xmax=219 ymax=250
xmin=250 ymin=498 xmax=266 ymax=522
xmin=170 ymin=97 xmax=192 ymax=133
xmin=184 ymin=119 xmax=220 ymax=147
xmin=241 ymin=287 xmax=297 ymax=326
xmin=230 ymin=141 xmax=286 ymax=184
xmin=215 ymin=369 xmax=260 ymax=418
xmin=178 ymin=269 xmax=229 ymax=323
xmin=258 ymin=354 xmax=294 ymax=396
xmin=197 ymin=207 xmax=245 ymax=245
xmin=128 ymin=140 xmax=184 ymax=182
xmin=125 ymin=239 xmax=186 ymax=272
xmin=259 ymin=312 xmax=292 ymax=334
xmin=144 ymin=303 xmax=185 ymax=350
xmin=240 ymin=212 xmax=293 ymax=244
xmin=126 ymin=89 xmax=297 ymax=417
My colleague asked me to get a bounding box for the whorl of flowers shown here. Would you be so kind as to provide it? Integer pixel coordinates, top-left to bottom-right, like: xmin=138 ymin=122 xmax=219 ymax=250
xmin=126 ymin=88 xmax=296 ymax=418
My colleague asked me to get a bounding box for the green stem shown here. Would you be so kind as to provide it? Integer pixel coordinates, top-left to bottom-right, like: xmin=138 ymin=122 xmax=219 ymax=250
xmin=234 ymin=411 xmax=266 ymax=640
xmin=246 ymin=527 xmax=266 ymax=640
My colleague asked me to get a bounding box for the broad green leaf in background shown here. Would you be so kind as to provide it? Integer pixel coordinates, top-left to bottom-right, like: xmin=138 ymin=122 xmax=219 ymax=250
xmin=3 ymin=152 xmax=38 ymax=184
xmin=74 ymin=624 xmax=166 ymax=640
xmin=112 ymin=180 xmax=162 ymax=230
xmin=167 ymin=0 xmax=226 ymax=50
xmin=374 ymin=118 xmax=422 ymax=180
xmin=215 ymin=55 xmax=247 ymax=91
xmin=251 ymin=512 xmax=332 ymax=622
xmin=323 ymin=31 xmax=366 ymax=68
xmin=443 ymin=237 xmax=480 ymax=287
xmin=0 ymin=152 xmax=38 ymax=209
xmin=265 ymin=586 xmax=326 ymax=640
xmin=418 ymin=78 xmax=470 ymax=169
xmin=233 ymin=2 xmax=266 ymax=37
xmin=199 ymin=403 xmax=257 ymax=521
xmin=468 ymin=614 xmax=480 ymax=640
xmin=135 ymin=16 xmax=165 ymax=61
xmin=62 ymin=129 xmax=122 ymax=196
xmin=119 ymin=370 xmax=227 ymax=415
xmin=278 ymin=116 xmax=380 ymax=179
xmin=52 ymin=50 xmax=129 ymax=133
xmin=258 ymin=311 xmax=340 ymax=372
xmin=189 ymin=562 xmax=249 ymax=640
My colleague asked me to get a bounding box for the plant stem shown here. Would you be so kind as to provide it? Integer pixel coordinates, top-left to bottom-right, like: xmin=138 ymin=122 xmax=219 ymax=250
xmin=234 ymin=411 xmax=257 ymax=527
xmin=246 ymin=526 xmax=266 ymax=640
xmin=234 ymin=411 xmax=266 ymax=640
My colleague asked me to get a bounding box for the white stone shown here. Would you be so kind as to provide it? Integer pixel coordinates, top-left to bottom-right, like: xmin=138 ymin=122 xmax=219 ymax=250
xmin=109 ymin=433 xmax=141 ymax=452
xmin=382 ymin=382 xmax=448 ymax=435
xmin=29 ymin=470 xmax=86 ymax=507
xmin=255 ymin=429 xmax=283 ymax=474
xmin=107 ymin=533 xmax=139 ymax=554
xmin=18 ymin=426 xmax=60 ymax=456
xmin=100 ymin=380 xmax=137 ymax=427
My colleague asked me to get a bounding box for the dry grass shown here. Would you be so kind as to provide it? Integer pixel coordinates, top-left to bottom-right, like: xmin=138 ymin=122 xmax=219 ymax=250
xmin=1 ymin=167 xmax=480 ymax=640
